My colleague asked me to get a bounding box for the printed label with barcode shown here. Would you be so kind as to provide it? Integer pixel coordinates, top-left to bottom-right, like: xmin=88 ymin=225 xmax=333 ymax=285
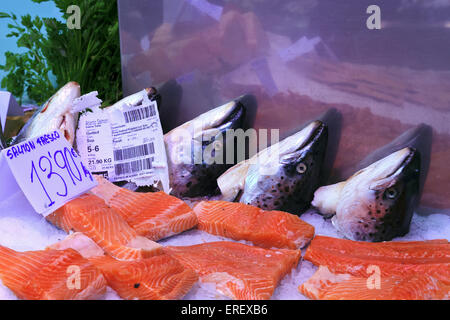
xmin=114 ymin=157 xmax=154 ymax=176
xmin=113 ymin=142 xmax=155 ymax=161
xmin=77 ymin=92 xmax=170 ymax=191
xmin=123 ymin=104 xmax=156 ymax=123
xmin=109 ymin=99 xmax=162 ymax=182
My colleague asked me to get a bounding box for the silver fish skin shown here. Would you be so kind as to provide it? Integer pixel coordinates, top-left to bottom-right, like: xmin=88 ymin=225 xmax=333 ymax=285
xmin=164 ymin=100 xmax=246 ymax=198
xmin=218 ymin=120 xmax=328 ymax=215
xmin=312 ymin=147 xmax=421 ymax=242
xmin=13 ymin=82 xmax=81 ymax=146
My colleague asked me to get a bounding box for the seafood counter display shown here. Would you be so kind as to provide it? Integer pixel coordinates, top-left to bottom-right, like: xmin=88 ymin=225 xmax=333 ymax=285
xmin=0 ymin=75 xmax=450 ymax=299
xmin=0 ymin=82 xmax=449 ymax=300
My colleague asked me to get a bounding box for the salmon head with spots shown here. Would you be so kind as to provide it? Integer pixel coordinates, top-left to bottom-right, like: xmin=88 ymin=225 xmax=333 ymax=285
xmin=218 ymin=121 xmax=328 ymax=215
xmin=164 ymin=100 xmax=246 ymax=198
xmin=313 ymin=147 xmax=421 ymax=241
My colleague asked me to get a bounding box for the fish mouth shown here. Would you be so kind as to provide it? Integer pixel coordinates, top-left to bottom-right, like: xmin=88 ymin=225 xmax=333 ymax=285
xmin=278 ymin=121 xmax=326 ymax=161
xmin=195 ymin=100 xmax=245 ymax=134
xmin=367 ymin=147 xmax=419 ymax=191
xmin=387 ymin=148 xmax=419 ymax=179
xmin=214 ymin=101 xmax=245 ymax=132
xmin=299 ymin=121 xmax=327 ymax=154
xmin=165 ymin=100 xmax=245 ymax=140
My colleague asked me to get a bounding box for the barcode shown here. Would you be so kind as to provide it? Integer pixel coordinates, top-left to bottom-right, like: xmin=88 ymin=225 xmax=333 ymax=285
xmin=123 ymin=105 xmax=156 ymax=123
xmin=114 ymin=157 xmax=154 ymax=176
xmin=113 ymin=142 xmax=155 ymax=161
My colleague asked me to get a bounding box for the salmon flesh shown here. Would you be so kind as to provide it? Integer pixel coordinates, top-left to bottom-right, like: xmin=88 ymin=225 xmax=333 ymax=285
xmin=91 ymin=175 xmax=198 ymax=240
xmin=0 ymin=246 xmax=106 ymax=300
xmin=46 ymin=194 xmax=163 ymax=260
xmin=165 ymin=241 xmax=301 ymax=300
xmin=193 ymin=200 xmax=314 ymax=249
xmin=299 ymin=236 xmax=450 ymax=300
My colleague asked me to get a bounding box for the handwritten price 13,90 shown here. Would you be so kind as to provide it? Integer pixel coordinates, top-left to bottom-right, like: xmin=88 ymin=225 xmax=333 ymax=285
xmin=30 ymin=146 xmax=93 ymax=208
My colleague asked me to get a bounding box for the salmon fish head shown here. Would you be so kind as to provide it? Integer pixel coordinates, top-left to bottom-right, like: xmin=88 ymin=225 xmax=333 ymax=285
xmin=237 ymin=121 xmax=328 ymax=214
xmin=164 ymin=100 xmax=246 ymax=197
xmin=14 ymin=82 xmax=81 ymax=145
xmin=313 ymin=147 xmax=421 ymax=241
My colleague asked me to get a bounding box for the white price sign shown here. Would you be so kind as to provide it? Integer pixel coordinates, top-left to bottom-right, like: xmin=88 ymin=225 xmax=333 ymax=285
xmin=0 ymin=130 xmax=97 ymax=216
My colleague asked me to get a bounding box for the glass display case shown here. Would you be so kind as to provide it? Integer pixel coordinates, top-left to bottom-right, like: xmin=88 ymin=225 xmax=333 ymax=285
xmin=118 ymin=0 xmax=450 ymax=211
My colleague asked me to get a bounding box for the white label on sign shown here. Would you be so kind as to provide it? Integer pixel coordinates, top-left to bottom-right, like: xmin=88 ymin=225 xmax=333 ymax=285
xmin=76 ymin=107 xmax=115 ymax=178
xmin=2 ymin=130 xmax=97 ymax=216
xmin=76 ymin=93 xmax=170 ymax=192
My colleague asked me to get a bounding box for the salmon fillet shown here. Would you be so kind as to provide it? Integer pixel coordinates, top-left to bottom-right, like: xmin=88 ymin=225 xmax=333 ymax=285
xmin=48 ymin=233 xmax=198 ymax=300
xmin=46 ymin=194 xmax=162 ymax=261
xmin=299 ymin=266 xmax=449 ymax=300
xmin=304 ymin=236 xmax=450 ymax=280
xmin=165 ymin=241 xmax=301 ymax=300
xmin=0 ymin=246 xmax=106 ymax=300
xmin=194 ymin=201 xmax=315 ymax=249
xmin=307 ymin=236 xmax=450 ymax=260
xmin=89 ymin=255 xmax=198 ymax=300
xmin=91 ymin=175 xmax=198 ymax=240
xmin=300 ymin=236 xmax=450 ymax=300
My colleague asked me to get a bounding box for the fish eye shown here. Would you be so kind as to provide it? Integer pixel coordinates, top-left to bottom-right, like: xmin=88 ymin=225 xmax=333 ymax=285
xmin=385 ymin=187 xmax=398 ymax=199
xmin=296 ymin=163 xmax=307 ymax=174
